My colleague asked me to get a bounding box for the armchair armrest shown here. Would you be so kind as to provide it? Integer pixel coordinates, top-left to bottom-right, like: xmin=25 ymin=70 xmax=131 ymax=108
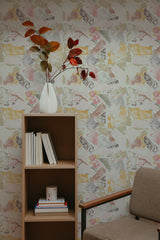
xmin=79 ymin=187 xmax=132 ymax=210
xmin=79 ymin=187 xmax=132 ymax=239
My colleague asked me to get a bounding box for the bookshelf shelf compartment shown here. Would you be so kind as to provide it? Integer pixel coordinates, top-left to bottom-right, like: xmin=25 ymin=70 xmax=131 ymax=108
xmin=22 ymin=114 xmax=77 ymax=240
xmin=25 ymin=222 xmax=75 ymax=240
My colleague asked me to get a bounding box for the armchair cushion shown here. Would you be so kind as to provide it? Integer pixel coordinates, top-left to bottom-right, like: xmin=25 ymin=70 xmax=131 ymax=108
xmin=129 ymin=168 xmax=160 ymax=222
xmin=83 ymin=217 xmax=158 ymax=240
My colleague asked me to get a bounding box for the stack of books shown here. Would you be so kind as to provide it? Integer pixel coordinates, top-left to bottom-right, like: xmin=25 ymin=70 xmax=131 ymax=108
xmin=34 ymin=198 xmax=68 ymax=216
xmin=25 ymin=132 xmax=58 ymax=165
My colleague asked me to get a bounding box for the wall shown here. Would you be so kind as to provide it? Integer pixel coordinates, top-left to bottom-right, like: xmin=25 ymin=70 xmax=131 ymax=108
xmin=0 ymin=0 xmax=160 ymax=239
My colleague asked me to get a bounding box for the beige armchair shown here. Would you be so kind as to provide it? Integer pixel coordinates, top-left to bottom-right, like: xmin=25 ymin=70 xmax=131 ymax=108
xmin=79 ymin=167 xmax=160 ymax=240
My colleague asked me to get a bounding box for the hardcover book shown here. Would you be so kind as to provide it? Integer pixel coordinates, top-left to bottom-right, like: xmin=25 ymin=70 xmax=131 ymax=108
xmin=38 ymin=198 xmax=65 ymax=204
xmin=41 ymin=133 xmax=58 ymax=164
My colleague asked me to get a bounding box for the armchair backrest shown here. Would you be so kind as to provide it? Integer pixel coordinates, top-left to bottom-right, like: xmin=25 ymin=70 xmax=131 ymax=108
xmin=129 ymin=167 xmax=160 ymax=222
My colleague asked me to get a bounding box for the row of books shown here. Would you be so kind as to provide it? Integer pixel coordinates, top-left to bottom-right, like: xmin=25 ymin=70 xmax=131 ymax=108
xmin=25 ymin=132 xmax=58 ymax=165
xmin=34 ymin=197 xmax=68 ymax=216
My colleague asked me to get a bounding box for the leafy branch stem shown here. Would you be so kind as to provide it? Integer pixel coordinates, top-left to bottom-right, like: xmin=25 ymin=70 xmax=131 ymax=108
xmin=50 ymin=65 xmax=89 ymax=83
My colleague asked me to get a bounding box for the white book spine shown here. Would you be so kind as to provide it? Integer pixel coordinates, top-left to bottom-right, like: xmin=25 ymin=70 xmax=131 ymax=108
xmin=35 ymin=133 xmax=39 ymax=165
xmin=38 ymin=132 xmax=43 ymax=165
xmin=25 ymin=133 xmax=29 ymax=165
xmin=46 ymin=134 xmax=57 ymax=164
xmin=28 ymin=132 xmax=32 ymax=165
xmin=41 ymin=134 xmax=54 ymax=164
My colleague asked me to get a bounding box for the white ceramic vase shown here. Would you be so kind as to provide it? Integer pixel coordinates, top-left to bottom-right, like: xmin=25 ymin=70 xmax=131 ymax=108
xmin=39 ymin=82 xmax=58 ymax=113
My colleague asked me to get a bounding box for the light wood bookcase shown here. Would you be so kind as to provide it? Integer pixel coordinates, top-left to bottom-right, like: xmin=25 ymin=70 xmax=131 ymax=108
xmin=22 ymin=113 xmax=78 ymax=240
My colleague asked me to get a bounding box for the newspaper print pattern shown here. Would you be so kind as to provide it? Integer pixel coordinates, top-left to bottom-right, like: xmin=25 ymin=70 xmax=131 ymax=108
xmin=0 ymin=0 xmax=160 ymax=239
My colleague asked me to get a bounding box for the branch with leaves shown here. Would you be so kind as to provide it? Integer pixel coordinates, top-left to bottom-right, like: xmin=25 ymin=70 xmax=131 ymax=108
xmin=22 ymin=21 xmax=96 ymax=83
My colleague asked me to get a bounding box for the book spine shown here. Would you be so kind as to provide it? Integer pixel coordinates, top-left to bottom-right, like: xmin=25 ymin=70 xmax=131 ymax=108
xmin=25 ymin=133 xmax=29 ymax=165
xmin=47 ymin=133 xmax=58 ymax=164
xmin=38 ymin=198 xmax=65 ymax=204
xmin=38 ymin=132 xmax=43 ymax=165
xmin=41 ymin=134 xmax=54 ymax=164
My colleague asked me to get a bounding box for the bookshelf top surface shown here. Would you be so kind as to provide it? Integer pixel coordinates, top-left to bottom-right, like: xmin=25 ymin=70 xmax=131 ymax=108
xmin=23 ymin=113 xmax=77 ymax=117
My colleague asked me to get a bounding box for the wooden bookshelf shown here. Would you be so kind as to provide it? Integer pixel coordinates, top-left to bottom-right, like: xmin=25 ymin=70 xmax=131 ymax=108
xmin=22 ymin=114 xmax=78 ymax=240
xmin=25 ymin=210 xmax=75 ymax=222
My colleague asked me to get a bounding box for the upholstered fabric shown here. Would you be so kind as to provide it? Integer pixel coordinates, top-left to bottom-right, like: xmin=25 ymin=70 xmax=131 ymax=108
xmin=129 ymin=167 xmax=160 ymax=222
xmin=83 ymin=217 xmax=158 ymax=240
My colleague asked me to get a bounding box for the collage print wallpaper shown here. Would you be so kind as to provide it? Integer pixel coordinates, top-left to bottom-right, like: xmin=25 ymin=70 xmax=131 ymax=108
xmin=0 ymin=0 xmax=160 ymax=239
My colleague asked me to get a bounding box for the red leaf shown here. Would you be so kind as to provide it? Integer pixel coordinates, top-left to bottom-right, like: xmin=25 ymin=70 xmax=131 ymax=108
xmin=69 ymin=58 xmax=78 ymax=66
xmin=39 ymin=27 xmax=52 ymax=34
xmin=30 ymin=35 xmax=48 ymax=46
xmin=22 ymin=21 xmax=34 ymax=27
xmin=75 ymin=57 xmax=82 ymax=64
xmin=81 ymin=70 xmax=88 ymax=80
xmin=89 ymin=72 xmax=96 ymax=78
xmin=63 ymin=64 xmax=66 ymax=70
xmin=68 ymin=48 xmax=82 ymax=58
xmin=73 ymin=39 xmax=79 ymax=46
xmin=25 ymin=29 xmax=35 ymax=37
xmin=67 ymin=37 xmax=74 ymax=49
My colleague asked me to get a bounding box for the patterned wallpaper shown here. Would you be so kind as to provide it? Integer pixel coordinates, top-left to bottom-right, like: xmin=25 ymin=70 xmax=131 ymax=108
xmin=0 ymin=0 xmax=160 ymax=239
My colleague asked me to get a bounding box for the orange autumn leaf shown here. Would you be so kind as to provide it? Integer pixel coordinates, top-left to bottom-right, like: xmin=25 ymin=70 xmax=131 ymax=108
xmin=69 ymin=58 xmax=78 ymax=65
xmin=22 ymin=21 xmax=34 ymax=27
xmin=30 ymin=35 xmax=49 ymax=46
xmin=25 ymin=29 xmax=36 ymax=37
xmin=49 ymin=41 xmax=60 ymax=52
xmin=39 ymin=27 xmax=52 ymax=34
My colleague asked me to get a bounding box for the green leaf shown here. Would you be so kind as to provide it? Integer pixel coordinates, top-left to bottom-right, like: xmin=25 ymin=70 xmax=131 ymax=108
xmin=40 ymin=61 xmax=48 ymax=72
xmin=29 ymin=46 xmax=40 ymax=52
xmin=39 ymin=51 xmax=48 ymax=61
xmin=48 ymin=63 xmax=52 ymax=72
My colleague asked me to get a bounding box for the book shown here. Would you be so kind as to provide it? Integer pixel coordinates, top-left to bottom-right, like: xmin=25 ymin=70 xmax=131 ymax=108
xmin=37 ymin=201 xmax=68 ymax=208
xmin=39 ymin=132 xmax=43 ymax=165
xmin=38 ymin=198 xmax=65 ymax=204
xmin=30 ymin=132 xmax=34 ymax=165
xmin=41 ymin=133 xmax=54 ymax=164
xmin=33 ymin=133 xmax=36 ymax=165
xmin=36 ymin=132 xmax=43 ymax=165
xmin=34 ymin=204 xmax=68 ymax=213
xmin=25 ymin=132 xmax=30 ymax=165
xmin=37 ymin=203 xmax=67 ymax=208
xmin=26 ymin=132 xmax=34 ymax=165
xmin=41 ymin=133 xmax=57 ymax=164
xmin=36 ymin=204 xmax=68 ymax=209
xmin=46 ymin=133 xmax=58 ymax=164
xmin=25 ymin=132 xmax=44 ymax=166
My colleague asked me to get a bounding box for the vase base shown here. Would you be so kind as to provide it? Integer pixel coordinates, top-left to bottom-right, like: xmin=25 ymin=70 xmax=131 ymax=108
xmin=39 ymin=83 xmax=58 ymax=113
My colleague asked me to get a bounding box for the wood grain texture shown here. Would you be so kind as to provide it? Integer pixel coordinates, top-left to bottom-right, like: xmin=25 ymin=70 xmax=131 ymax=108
xmin=79 ymin=188 xmax=132 ymax=209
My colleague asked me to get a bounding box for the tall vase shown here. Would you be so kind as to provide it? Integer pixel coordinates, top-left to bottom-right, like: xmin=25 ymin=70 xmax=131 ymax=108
xmin=39 ymin=82 xmax=58 ymax=113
